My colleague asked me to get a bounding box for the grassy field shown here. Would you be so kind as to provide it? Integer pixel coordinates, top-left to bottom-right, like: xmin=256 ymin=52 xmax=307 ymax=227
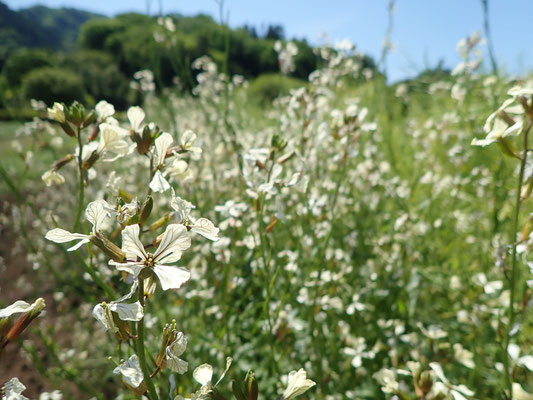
xmin=0 ymin=41 xmax=532 ymax=400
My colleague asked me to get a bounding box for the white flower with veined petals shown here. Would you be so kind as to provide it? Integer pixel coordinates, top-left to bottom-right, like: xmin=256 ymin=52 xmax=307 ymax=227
xmin=113 ymin=354 xmax=144 ymax=389
xmin=170 ymin=189 xmax=219 ymax=241
xmin=166 ymin=332 xmax=188 ymax=374
xmin=109 ymin=224 xmax=191 ymax=291
xmin=127 ymin=106 xmax=145 ymax=133
xmin=45 ymin=200 xmax=112 ymax=251
xmin=93 ymin=282 xmax=143 ymax=332
xmin=281 ymin=368 xmax=316 ymax=400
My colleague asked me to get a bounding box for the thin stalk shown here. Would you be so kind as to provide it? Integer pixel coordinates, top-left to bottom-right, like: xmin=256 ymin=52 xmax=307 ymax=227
xmin=73 ymin=126 xmax=85 ymax=232
xmin=503 ymin=120 xmax=531 ymax=398
xmin=136 ymin=278 xmax=159 ymax=400
xmin=481 ymin=0 xmax=498 ymax=76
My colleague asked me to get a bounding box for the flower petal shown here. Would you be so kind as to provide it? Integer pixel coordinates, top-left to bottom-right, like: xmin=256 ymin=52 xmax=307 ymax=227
xmin=86 ymin=200 xmax=113 ymax=233
xmin=110 ymin=301 xmax=144 ymax=321
xmin=109 ymin=260 xmax=145 ymax=278
xmin=193 ymin=363 xmax=213 ymax=386
xmin=45 ymin=228 xmax=91 ymax=251
xmin=154 ymin=132 xmax=173 ymax=167
xmin=153 ymin=264 xmax=190 ymax=290
xmin=190 ymin=218 xmax=220 ymax=241
xmin=121 ymin=224 xmax=148 ymax=260
xmin=149 ymin=170 xmax=171 ymax=193
xmin=153 ymin=224 xmax=191 ymax=263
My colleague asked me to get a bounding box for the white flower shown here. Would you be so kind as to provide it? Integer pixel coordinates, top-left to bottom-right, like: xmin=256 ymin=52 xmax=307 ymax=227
xmin=41 ymin=170 xmax=65 ymax=187
xmin=96 ymin=123 xmax=131 ymax=161
xmin=109 ymin=224 xmax=191 ymax=290
xmin=180 ymin=130 xmax=201 ymax=153
xmin=45 ymin=200 xmax=113 ymax=251
xmin=47 ymin=103 xmax=65 ymax=123
xmin=166 ymin=332 xmax=188 ymax=374
xmin=453 ymin=343 xmax=475 ymax=369
xmin=127 ymin=106 xmax=145 ymax=132
xmin=93 ymin=282 xmax=143 ymax=332
xmin=95 ymin=100 xmax=115 ymax=122
xmin=2 ymin=377 xmax=29 ymax=400
xmin=0 ymin=298 xmax=45 ymax=319
xmin=281 ymin=368 xmax=316 ymax=400
xmin=429 ymin=362 xmax=474 ymax=400
xmin=373 ymin=368 xmax=399 ymax=394
xmin=170 ymin=189 xmax=220 ymax=241
xmin=113 ymin=354 xmax=144 ymax=389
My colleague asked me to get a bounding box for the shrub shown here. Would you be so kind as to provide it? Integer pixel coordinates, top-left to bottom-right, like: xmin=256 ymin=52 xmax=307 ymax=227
xmin=21 ymin=67 xmax=87 ymax=105
xmin=2 ymin=48 xmax=54 ymax=86
xmin=247 ymin=73 xmax=305 ymax=105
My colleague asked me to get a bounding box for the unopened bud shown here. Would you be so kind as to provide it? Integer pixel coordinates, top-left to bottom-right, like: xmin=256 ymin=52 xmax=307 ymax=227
xmin=5 ymin=298 xmax=45 ymax=342
xmin=59 ymin=121 xmax=76 ymax=137
xmin=245 ymin=370 xmax=258 ymax=400
xmin=419 ymin=370 xmax=434 ymax=394
xmin=82 ymin=111 xmax=96 ymax=128
xmin=90 ymin=236 xmax=126 ymax=262
xmin=82 ymin=149 xmax=100 ymax=170
xmin=53 ymin=154 xmax=75 ymax=170
xmin=87 ymin=123 xmax=100 ymax=142
xmin=119 ymin=190 xmax=134 ymax=203
xmin=522 ymin=214 xmax=533 ymax=242
xmin=139 ymin=196 xmax=153 ymax=226
xmin=149 ymin=213 xmax=171 ymax=232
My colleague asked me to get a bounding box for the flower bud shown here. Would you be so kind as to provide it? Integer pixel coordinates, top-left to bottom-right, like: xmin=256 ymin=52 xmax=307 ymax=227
xmin=139 ymin=196 xmax=153 ymax=226
xmin=119 ymin=189 xmax=134 ymax=203
xmin=245 ymin=370 xmax=259 ymax=400
xmin=149 ymin=213 xmax=171 ymax=232
xmin=90 ymin=236 xmax=126 ymax=262
xmin=53 ymin=154 xmax=75 ymax=170
xmin=47 ymin=102 xmax=66 ymax=123
xmin=5 ymin=298 xmax=45 ymax=342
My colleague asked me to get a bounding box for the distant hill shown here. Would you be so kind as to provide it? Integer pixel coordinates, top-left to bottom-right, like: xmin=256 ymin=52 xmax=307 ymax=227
xmin=0 ymin=1 xmax=102 ymax=63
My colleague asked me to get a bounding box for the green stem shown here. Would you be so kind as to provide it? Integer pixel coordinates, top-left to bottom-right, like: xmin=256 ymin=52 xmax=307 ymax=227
xmin=136 ymin=278 xmax=159 ymax=400
xmin=73 ymin=126 xmax=85 ymax=232
xmin=504 ymin=120 xmax=531 ymax=398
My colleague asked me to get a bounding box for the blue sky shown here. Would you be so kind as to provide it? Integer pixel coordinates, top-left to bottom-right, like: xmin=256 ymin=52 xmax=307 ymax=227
xmin=4 ymin=0 xmax=533 ymax=82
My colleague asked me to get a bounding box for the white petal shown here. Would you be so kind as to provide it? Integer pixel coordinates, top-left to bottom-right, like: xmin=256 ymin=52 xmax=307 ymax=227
xmin=193 ymin=363 xmax=213 ymax=386
xmin=153 ymin=264 xmax=190 ymax=290
xmin=121 ymin=224 xmax=148 ymax=260
xmin=95 ymin=100 xmax=115 ymax=121
xmin=153 ymin=224 xmax=191 ymax=263
xmin=127 ymin=106 xmax=145 ymax=132
xmin=190 ymin=218 xmax=220 ymax=241
xmin=429 ymin=362 xmax=449 ymax=384
xmin=518 ymin=355 xmax=533 ymax=371
xmin=167 ymin=355 xmax=188 ymax=374
xmin=92 ymin=303 xmax=112 ymax=331
xmin=110 ymin=301 xmax=144 ymax=321
xmin=149 ymin=170 xmax=171 ymax=192
xmin=180 ymin=130 xmax=197 ymax=147
xmin=85 ymin=200 xmax=113 ymax=233
xmin=113 ymin=354 xmax=144 ymax=388
xmin=0 ymin=301 xmax=33 ymax=318
xmin=4 ymin=377 xmax=29 ymax=400
xmin=45 ymin=228 xmax=90 ymax=250
xmin=109 ymin=260 xmax=145 ymax=278
xmin=154 ymin=132 xmax=173 ymax=167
